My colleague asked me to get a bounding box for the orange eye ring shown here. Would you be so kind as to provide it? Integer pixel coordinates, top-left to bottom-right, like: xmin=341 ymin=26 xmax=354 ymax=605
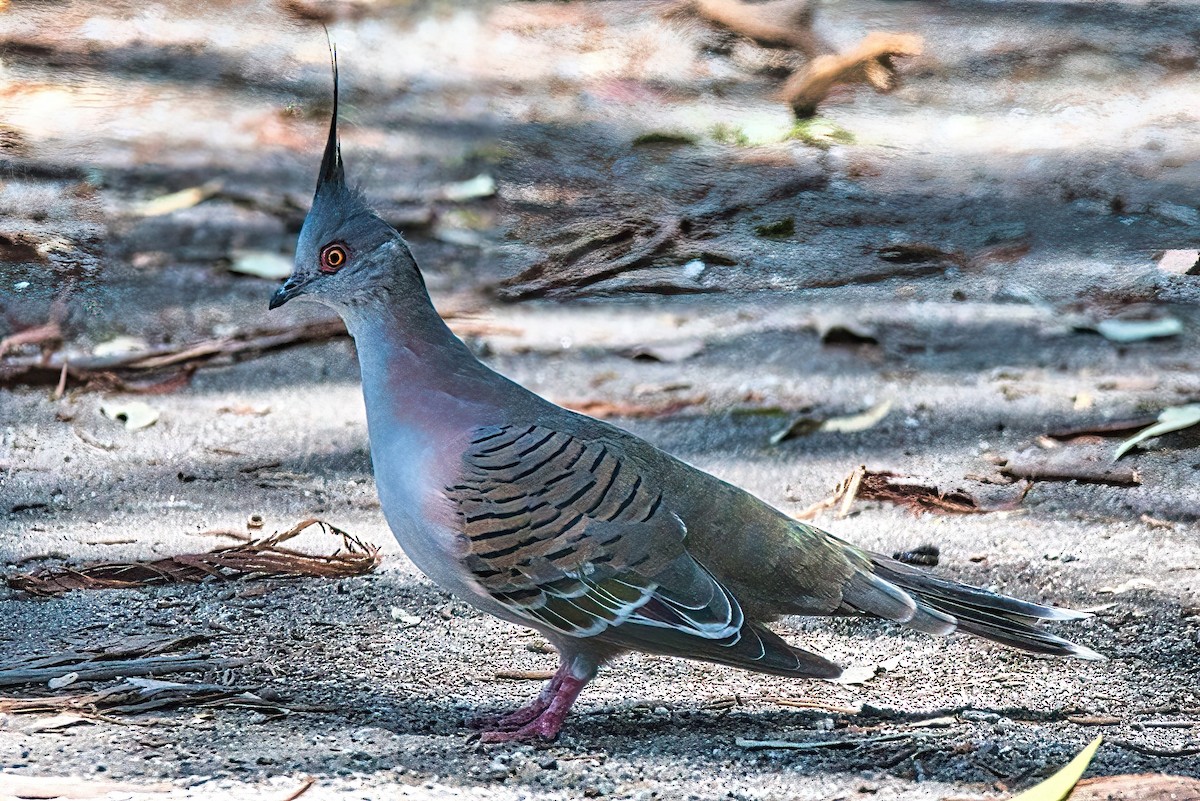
xmin=319 ymin=242 xmax=348 ymax=273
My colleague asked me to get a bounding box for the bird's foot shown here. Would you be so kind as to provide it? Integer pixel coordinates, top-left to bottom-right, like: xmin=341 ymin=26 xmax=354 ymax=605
xmin=478 ymin=673 xmax=588 ymax=744
xmin=467 ymin=696 xmax=552 ymax=731
xmin=478 ymin=705 xmax=569 ymax=743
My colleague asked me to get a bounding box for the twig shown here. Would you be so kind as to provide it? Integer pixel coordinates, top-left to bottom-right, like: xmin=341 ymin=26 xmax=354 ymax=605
xmin=756 ymin=696 xmax=861 ymax=715
xmin=277 ymin=779 xmax=316 ymax=801
xmin=837 ymin=465 xmax=865 ymax=518
xmin=1001 ymin=453 xmax=1141 ymax=486
xmin=0 ymin=321 xmax=61 ymax=357
xmin=783 ymin=32 xmax=923 ymax=117
xmin=492 ymin=670 xmax=556 ymax=681
xmin=1109 ymin=739 xmax=1200 ymax=758
xmin=684 ymin=0 xmax=831 ymax=57
xmin=0 ymin=654 xmax=242 ymax=688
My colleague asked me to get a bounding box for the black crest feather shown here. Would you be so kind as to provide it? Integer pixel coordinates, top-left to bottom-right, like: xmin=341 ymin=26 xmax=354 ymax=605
xmin=317 ymin=43 xmax=345 ymax=192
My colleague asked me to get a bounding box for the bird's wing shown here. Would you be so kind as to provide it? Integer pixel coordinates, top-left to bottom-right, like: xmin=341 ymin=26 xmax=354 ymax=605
xmin=445 ymin=423 xmax=744 ymax=641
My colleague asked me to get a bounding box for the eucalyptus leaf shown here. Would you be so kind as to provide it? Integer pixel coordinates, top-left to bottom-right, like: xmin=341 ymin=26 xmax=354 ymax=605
xmin=1010 ymin=735 xmax=1102 ymax=801
xmin=1114 ymin=404 xmax=1200 ymax=460
xmin=1094 ymin=317 xmax=1183 ymax=343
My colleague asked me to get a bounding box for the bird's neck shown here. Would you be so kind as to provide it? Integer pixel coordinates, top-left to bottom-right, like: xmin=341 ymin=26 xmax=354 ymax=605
xmin=336 ymin=293 xmax=503 ymax=437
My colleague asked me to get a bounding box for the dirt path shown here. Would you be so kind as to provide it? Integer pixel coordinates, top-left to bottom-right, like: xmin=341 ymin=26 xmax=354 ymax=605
xmin=2 ymin=1 xmax=1199 ymax=798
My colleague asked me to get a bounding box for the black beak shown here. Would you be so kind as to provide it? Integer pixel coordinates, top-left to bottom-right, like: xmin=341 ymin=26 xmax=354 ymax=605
xmin=269 ymin=278 xmax=305 ymax=310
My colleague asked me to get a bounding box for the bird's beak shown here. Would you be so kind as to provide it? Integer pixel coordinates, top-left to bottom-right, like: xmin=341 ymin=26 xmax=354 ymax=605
xmin=269 ymin=277 xmax=305 ymax=310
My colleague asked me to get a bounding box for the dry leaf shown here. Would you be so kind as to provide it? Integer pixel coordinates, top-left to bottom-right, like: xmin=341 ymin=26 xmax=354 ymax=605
xmin=772 ymin=400 xmax=891 ymax=444
xmin=832 ymin=664 xmax=878 ymax=686
xmin=1011 ymin=735 xmax=1102 ymax=800
xmin=23 ymin=713 xmax=93 ymax=733
xmin=1156 ymin=249 xmax=1200 ymax=275
xmin=92 ymin=336 xmax=149 ymax=358
xmin=99 ymin=400 xmax=160 ymax=431
xmin=1114 ymin=404 xmax=1200 ymax=460
xmin=796 ymin=468 xmax=1003 ymax=519
xmin=46 ymin=672 xmax=78 ymax=690
xmin=440 ymin=174 xmax=496 ymax=202
xmin=133 ymin=181 xmax=221 ymax=217
xmin=1093 ymin=317 xmax=1183 ymax=343
xmin=562 ymin=396 xmax=705 ymax=419
xmin=229 ymin=250 xmax=294 ymax=279
xmin=622 ymin=340 xmax=705 ymax=362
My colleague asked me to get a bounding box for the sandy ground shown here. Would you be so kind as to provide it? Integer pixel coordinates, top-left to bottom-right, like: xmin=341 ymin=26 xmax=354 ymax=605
xmin=2 ymin=0 xmax=1200 ymax=798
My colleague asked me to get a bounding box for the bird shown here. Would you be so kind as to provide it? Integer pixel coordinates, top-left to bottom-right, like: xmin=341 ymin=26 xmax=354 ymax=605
xmin=269 ymin=60 xmax=1099 ymax=743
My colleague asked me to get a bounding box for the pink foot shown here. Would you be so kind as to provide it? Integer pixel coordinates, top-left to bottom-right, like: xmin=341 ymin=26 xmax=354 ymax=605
xmin=479 ymin=673 xmax=588 ymax=743
xmin=468 ymin=666 xmax=566 ymax=731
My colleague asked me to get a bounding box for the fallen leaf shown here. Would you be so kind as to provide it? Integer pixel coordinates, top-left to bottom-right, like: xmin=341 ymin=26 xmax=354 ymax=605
xmin=229 ymin=250 xmax=294 ymax=279
xmin=133 ymin=181 xmax=221 ymax=217
xmin=99 ymin=400 xmax=160 ymax=431
xmin=1156 ymin=249 xmax=1200 ymax=275
xmin=23 ymin=713 xmax=93 ymax=733
xmin=440 ymin=174 xmax=496 ymax=202
xmin=816 ymin=318 xmax=878 ymax=346
xmin=892 ymin=544 xmax=939 ymax=566
xmin=47 ymin=672 xmax=78 ymax=690
xmin=1114 ymin=404 xmax=1200 ymax=460
xmin=796 ymin=468 xmax=1005 ymax=519
xmin=622 ymin=340 xmax=705 ymax=363
xmin=1098 ymin=577 xmax=1156 ymax=595
xmin=92 ymin=336 xmax=149 ymax=358
xmin=833 ymin=664 xmax=878 ymax=686
xmin=218 ymin=404 xmax=271 ymax=417
xmin=875 ymin=243 xmax=963 ymax=265
xmin=389 ymin=607 xmax=422 ymax=627
xmin=1011 ymin=735 xmax=1102 ymax=800
xmin=772 ymin=400 xmax=891 ymax=444
xmin=1092 ymin=317 xmax=1183 ymax=343
xmin=561 ymin=396 xmax=706 ymax=419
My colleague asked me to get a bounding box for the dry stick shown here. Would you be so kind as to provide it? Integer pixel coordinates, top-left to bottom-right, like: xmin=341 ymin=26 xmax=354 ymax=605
xmin=499 ymin=217 xmax=684 ymax=300
xmin=3 ymin=313 xmax=496 ymax=390
xmin=1001 ymin=456 xmax=1141 ymax=486
xmin=0 ymin=321 xmax=61 ymax=357
xmin=688 ymin=0 xmax=831 ymax=57
xmin=0 ymin=654 xmax=244 ymax=689
xmin=783 ymin=32 xmax=924 ymax=117
xmin=493 ymin=670 xmax=557 ymax=681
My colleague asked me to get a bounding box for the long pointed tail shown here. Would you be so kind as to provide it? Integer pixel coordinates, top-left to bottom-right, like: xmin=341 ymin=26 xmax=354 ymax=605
xmin=840 ymin=551 xmax=1103 ymax=660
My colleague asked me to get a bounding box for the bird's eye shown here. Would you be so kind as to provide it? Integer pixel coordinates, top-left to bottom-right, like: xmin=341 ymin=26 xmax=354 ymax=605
xmin=319 ymin=242 xmax=348 ymax=273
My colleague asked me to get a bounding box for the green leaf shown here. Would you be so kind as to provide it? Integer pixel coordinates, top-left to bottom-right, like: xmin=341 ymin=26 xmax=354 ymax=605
xmin=1010 ymin=736 xmax=1102 ymax=801
xmin=1114 ymin=403 xmax=1200 ymax=460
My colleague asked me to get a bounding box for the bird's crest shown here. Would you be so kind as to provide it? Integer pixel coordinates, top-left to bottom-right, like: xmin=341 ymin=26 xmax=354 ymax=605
xmin=317 ymin=43 xmax=345 ymax=193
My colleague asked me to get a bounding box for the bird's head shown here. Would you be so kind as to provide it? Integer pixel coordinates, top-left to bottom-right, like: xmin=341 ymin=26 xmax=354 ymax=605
xmin=269 ymin=56 xmax=424 ymax=312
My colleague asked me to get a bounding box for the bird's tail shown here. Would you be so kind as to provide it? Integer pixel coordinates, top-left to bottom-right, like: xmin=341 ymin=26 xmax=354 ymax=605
xmin=840 ymin=550 xmax=1103 ymax=660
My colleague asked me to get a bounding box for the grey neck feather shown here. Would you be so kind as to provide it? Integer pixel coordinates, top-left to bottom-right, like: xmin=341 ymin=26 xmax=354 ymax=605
xmin=333 ymin=279 xmax=510 ymax=437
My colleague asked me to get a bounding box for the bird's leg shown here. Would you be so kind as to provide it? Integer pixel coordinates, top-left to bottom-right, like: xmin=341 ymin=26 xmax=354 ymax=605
xmin=479 ymin=657 xmax=594 ymax=743
xmin=474 ymin=662 xmax=568 ymax=731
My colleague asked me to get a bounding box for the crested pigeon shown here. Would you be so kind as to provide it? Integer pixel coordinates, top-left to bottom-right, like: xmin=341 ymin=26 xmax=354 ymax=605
xmin=269 ymin=63 xmax=1098 ymax=743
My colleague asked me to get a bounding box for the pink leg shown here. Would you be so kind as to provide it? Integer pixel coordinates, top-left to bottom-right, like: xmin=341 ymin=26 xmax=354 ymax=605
xmin=479 ymin=670 xmax=591 ymax=743
xmin=470 ymin=663 xmax=568 ymax=731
